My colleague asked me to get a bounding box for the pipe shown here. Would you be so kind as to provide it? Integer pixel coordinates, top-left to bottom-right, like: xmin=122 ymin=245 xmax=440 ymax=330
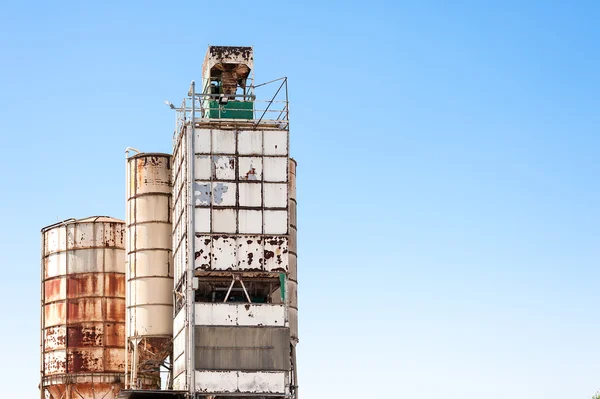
xmin=186 ymin=80 xmax=196 ymax=397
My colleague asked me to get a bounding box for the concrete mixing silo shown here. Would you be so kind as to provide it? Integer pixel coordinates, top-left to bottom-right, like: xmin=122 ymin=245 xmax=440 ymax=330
xmin=170 ymin=46 xmax=298 ymax=399
xmin=125 ymin=153 xmax=173 ymax=389
xmin=41 ymin=216 xmax=155 ymax=399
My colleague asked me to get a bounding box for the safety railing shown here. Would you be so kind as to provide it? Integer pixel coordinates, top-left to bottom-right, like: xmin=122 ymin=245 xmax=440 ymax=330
xmin=171 ymin=76 xmax=289 ymax=140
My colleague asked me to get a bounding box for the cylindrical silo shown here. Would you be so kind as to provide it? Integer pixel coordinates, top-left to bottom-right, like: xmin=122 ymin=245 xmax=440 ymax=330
xmin=125 ymin=153 xmax=173 ymax=389
xmin=40 ymin=216 xmax=139 ymax=399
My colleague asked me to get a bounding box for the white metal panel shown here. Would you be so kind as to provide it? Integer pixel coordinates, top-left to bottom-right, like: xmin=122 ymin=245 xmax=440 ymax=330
xmin=129 ymin=278 xmax=172 ymax=305
xmin=212 ymin=236 xmax=236 ymax=270
xmin=67 ymin=249 xmax=103 ymax=274
xmin=213 ymin=209 xmax=236 ymax=233
xmin=44 ymin=350 xmax=67 ymax=374
xmin=237 ymin=130 xmax=262 ymax=155
xmin=263 ymin=157 xmax=288 ymax=182
xmin=173 ymin=353 xmax=187 ymax=381
xmin=173 ymin=308 xmax=186 ymax=336
xmin=213 ymin=156 xmax=235 ymax=180
xmin=195 ymin=129 xmax=211 ymax=154
xmin=239 ymin=183 xmax=262 ymax=207
xmin=238 ymin=157 xmax=262 ymax=181
xmin=264 ymin=210 xmax=288 ymax=234
xmin=45 ymin=226 xmax=67 ymax=253
xmin=45 ymin=253 xmax=66 ymax=278
xmin=195 ymin=155 xmax=212 ymax=179
xmin=212 ymin=182 xmax=236 ymax=207
xmin=194 ymin=182 xmax=211 ymax=206
xmin=194 ymin=208 xmax=211 ymax=233
xmin=173 ymin=373 xmax=186 ymax=390
xmin=132 ymin=223 xmax=172 ymax=250
xmin=195 ymin=235 xmax=211 ymax=270
xmin=238 ymin=210 xmax=262 ymax=234
xmin=263 ymin=130 xmax=288 ymax=155
xmin=237 ymin=304 xmax=286 ymax=326
xmin=195 ymin=303 xmax=286 ymax=326
xmin=195 ymin=371 xmax=287 ymax=394
xmin=195 ymin=304 xmax=236 ymax=326
xmin=195 ymin=371 xmax=238 ymax=394
xmin=237 ymin=371 xmax=287 ymax=394
xmin=130 ymin=305 xmax=173 ymax=336
xmin=264 ymin=183 xmax=288 ymax=208
xmin=212 ymin=129 xmax=236 ymax=154
xmin=264 ymin=237 xmax=289 ymax=272
xmin=131 ymin=251 xmax=171 ymax=278
xmin=173 ymin=328 xmax=186 ymax=359
xmin=237 ymin=236 xmax=262 ymax=268
xmin=130 ymin=197 xmax=170 ymax=223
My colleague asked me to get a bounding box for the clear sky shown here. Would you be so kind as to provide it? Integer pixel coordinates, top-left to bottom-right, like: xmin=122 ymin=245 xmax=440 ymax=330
xmin=1 ymin=1 xmax=599 ymax=398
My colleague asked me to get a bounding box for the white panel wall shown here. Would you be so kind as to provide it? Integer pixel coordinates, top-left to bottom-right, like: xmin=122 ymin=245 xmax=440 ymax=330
xmin=195 ymin=371 xmax=287 ymax=394
xmin=195 ymin=303 xmax=286 ymax=327
xmin=195 ymin=235 xmax=288 ymax=272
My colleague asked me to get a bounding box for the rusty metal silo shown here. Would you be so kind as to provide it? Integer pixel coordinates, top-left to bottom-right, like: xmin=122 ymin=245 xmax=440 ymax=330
xmin=41 ymin=216 xmax=129 ymax=399
xmin=125 ymin=153 xmax=173 ymax=389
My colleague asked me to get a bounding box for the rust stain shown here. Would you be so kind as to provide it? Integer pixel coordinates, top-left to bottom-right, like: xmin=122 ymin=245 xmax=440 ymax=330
xmin=67 ymin=274 xmax=102 ymax=298
xmin=44 ymin=278 xmax=64 ymax=302
xmin=106 ymin=298 xmax=125 ymax=322
xmin=68 ymin=324 xmax=103 ymax=347
xmin=67 ymin=298 xmax=103 ymax=323
xmin=104 ymin=273 xmax=125 ymax=297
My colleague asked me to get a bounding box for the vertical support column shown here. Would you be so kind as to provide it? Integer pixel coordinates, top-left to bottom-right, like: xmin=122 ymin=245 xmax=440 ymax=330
xmin=186 ymin=81 xmax=197 ymax=397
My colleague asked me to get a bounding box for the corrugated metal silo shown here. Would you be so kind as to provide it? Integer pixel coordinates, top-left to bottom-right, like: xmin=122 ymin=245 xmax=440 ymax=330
xmin=125 ymin=153 xmax=173 ymax=389
xmin=41 ymin=216 xmax=134 ymax=399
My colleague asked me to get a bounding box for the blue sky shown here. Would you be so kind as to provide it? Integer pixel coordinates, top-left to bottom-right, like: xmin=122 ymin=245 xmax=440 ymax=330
xmin=1 ymin=1 xmax=599 ymax=398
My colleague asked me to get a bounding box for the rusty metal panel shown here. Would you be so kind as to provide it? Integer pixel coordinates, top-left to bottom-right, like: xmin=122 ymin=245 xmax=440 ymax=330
xmin=194 ymin=326 xmax=290 ymax=371
xmin=104 ymin=348 xmax=126 ymax=372
xmin=106 ymin=298 xmax=125 ymax=322
xmin=68 ymin=348 xmax=104 ymax=372
xmin=45 ymin=278 xmax=66 ymax=303
xmin=104 ymin=323 xmax=125 ymax=347
xmin=67 ymin=298 xmax=103 ymax=323
xmin=67 ymin=324 xmax=103 ymax=347
xmin=44 ymin=326 xmax=67 ymax=350
xmin=44 ymin=350 xmax=67 ymax=374
xmin=66 ymin=274 xmax=104 ymax=298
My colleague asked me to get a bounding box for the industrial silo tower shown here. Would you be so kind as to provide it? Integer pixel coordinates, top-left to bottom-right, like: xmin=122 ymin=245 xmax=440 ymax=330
xmin=171 ymin=46 xmax=298 ymax=398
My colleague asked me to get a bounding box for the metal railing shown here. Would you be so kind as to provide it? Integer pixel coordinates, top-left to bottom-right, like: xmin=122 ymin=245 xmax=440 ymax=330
xmin=172 ymin=77 xmax=289 ymax=140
